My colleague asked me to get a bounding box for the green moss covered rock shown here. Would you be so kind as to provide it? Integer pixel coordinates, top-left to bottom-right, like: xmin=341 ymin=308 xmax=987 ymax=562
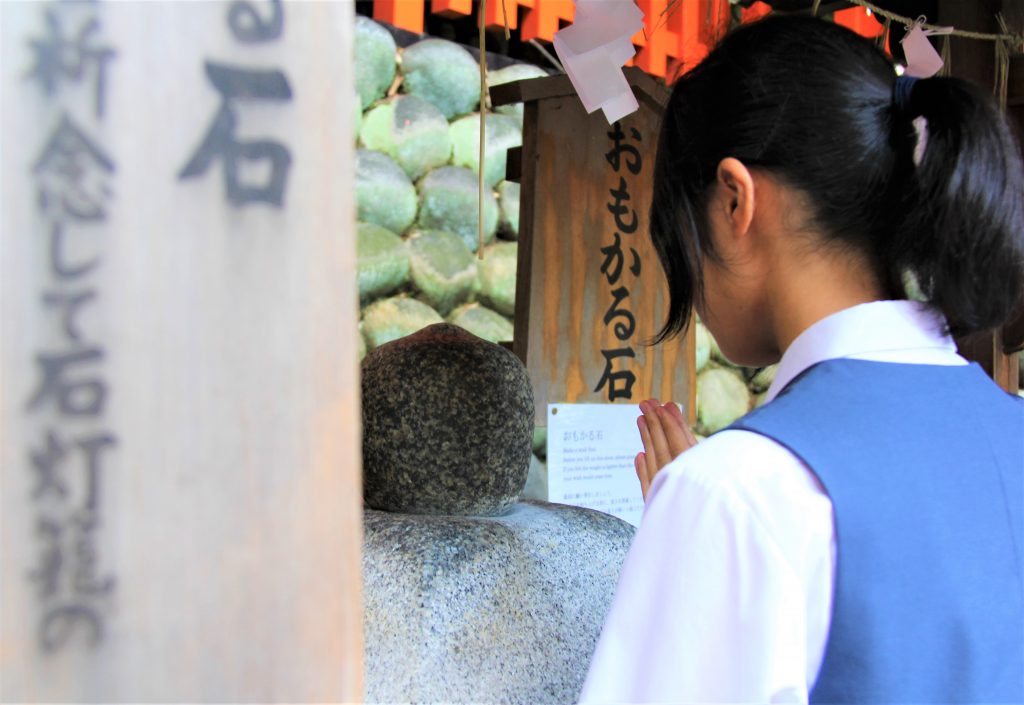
xmin=489 ymin=64 xmax=549 ymax=124
xmin=695 ymin=322 xmax=711 ymax=373
xmin=359 ymin=95 xmax=452 ymax=181
xmin=357 ymin=222 xmax=409 ymax=303
xmin=449 ymin=113 xmax=522 ymax=188
xmin=478 ymin=241 xmax=518 ymax=316
xmin=902 ymin=269 xmax=928 ymax=303
xmin=417 ymin=166 xmax=498 ymax=252
xmin=696 ymin=368 xmax=751 ymax=435
xmin=532 ymin=426 xmax=547 ymax=459
xmin=355 ymin=17 xmax=397 ymax=110
xmin=747 ymin=364 xmax=778 ymax=394
xmin=400 ymin=38 xmax=480 ymax=120
xmin=356 ymin=149 xmax=418 ymax=235
xmin=497 ymin=180 xmax=520 ymax=239
xmin=362 ymin=296 xmax=444 ymax=350
xmin=448 ymin=302 xmax=514 ymax=344
xmin=407 ymin=229 xmax=477 ymax=315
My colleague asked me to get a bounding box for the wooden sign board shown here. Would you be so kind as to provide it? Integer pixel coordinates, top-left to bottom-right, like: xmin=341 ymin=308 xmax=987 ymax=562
xmin=1 ymin=2 xmax=362 ymax=701
xmin=492 ymin=69 xmax=696 ymax=426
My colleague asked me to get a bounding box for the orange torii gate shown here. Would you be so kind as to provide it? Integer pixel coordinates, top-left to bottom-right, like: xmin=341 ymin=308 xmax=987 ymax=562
xmin=370 ymin=1 xmax=884 ymax=81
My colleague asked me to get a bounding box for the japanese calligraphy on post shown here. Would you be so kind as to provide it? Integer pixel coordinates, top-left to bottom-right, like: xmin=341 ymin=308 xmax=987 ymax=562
xmin=22 ymin=0 xmax=119 ymax=654
xmin=512 ymin=70 xmax=694 ymax=427
xmin=2 ymin=1 xmax=362 ymax=700
xmin=178 ymin=0 xmax=293 ymax=207
xmin=595 ymin=121 xmax=643 ymax=402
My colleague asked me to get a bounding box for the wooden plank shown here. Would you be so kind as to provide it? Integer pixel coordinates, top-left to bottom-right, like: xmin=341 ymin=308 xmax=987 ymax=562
xmin=506 ymin=145 xmax=523 ymax=182
xmin=1003 ymin=304 xmax=1024 ymax=354
xmin=958 ymin=328 xmax=1021 ymax=394
xmin=938 ymin=0 xmax=1000 ymax=88
xmin=490 ymin=74 xmax=576 ymax=107
xmin=516 ymin=88 xmax=693 ymax=425
xmin=1 ymin=2 xmax=363 ymax=701
xmin=490 ymin=67 xmax=668 ymax=110
xmin=513 ymin=100 xmax=541 ymax=368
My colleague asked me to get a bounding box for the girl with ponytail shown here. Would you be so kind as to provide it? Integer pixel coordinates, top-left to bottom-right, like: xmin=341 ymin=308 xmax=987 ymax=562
xmin=580 ymin=15 xmax=1023 ymax=705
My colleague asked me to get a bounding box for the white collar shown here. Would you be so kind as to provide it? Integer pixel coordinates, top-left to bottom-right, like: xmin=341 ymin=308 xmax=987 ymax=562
xmin=764 ymin=300 xmax=966 ymax=403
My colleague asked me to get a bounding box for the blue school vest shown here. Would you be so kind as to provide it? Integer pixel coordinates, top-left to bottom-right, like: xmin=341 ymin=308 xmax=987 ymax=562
xmin=728 ymin=359 xmax=1023 ymax=704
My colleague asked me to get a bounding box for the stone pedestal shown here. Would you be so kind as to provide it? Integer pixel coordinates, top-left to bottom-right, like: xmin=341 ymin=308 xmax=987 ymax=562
xmin=361 ymin=324 xmax=635 ymax=703
xmin=364 ymin=502 xmax=633 ymax=703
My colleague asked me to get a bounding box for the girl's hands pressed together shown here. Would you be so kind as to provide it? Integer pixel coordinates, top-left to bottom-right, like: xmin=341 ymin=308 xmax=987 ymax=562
xmin=635 ymin=399 xmax=698 ymax=499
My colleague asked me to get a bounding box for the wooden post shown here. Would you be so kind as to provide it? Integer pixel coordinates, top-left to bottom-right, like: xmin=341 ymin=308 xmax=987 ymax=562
xmin=1 ymin=2 xmax=363 ymax=701
xmin=492 ymin=70 xmax=697 ymax=426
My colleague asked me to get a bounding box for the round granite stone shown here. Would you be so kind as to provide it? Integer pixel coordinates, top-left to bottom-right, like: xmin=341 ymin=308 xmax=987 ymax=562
xmin=362 ymin=322 xmax=533 ymax=515
xmin=363 ymin=501 xmax=635 ymax=704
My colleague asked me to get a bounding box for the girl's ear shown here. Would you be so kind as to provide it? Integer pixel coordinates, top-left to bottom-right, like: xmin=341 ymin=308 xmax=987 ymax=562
xmin=715 ymin=157 xmax=755 ymax=237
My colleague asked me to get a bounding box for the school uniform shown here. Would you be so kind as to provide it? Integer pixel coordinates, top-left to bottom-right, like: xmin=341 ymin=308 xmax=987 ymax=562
xmin=578 ymin=300 xmax=1024 ymax=704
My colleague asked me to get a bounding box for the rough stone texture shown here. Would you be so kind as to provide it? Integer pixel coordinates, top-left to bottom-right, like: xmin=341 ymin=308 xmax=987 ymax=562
xmin=449 ymin=113 xmax=523 ymax=188
xmin=521 ymin=455 xmax=548 ymax=502
xmin=697 ymin=367 xmax=751 ymax=435
xmin=400 ymin=38 xmax=481 ymax=120
xmin=695 ymin=322 xmax=712 ymax=373
xmin=355 ymin=17 xmax=397 ymax=109
xmin=478 ymin=241 xmax=518 ymax=316
xmin=447 ymin=302 xmax=513 ymax=344
xmin=747 ymin=364 xmax=778 ymax=393
xmin=356 ymin=149 xmax=418 ymax=234
xmin=357 ymin=222 xmax=409 ymax=303
xmin=407 ymin=229 xmax=477 ymax=315
xmin=363 ymin=501 xmax=635 ymax=705
xmin=359 ymin=95 xmax=452 ymax=181
xmin=417 ymin=166 xmax=499 ymax=253
xmin=362 ymin=323 xmax=533 ymax=515
xmin=532 ymin=426 xmax=547 ymax=459
xmin=497 ymin=180 xmax=521 ymax=239
xmin=489 ymin=64 xmax=549 ymax=125
xmin=361 ymin=296 xmax=444 ymax=350
xmin=357 ymin=327 xmax=367 ymax=362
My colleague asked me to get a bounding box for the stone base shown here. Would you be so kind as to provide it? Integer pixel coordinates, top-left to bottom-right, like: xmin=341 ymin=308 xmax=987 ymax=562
xmin=363 ymin=500 xmax=635 ymax=704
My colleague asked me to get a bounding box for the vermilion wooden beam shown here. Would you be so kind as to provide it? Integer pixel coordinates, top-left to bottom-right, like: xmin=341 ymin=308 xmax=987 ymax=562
xmin=741 ymin=1 xmax=772 ymax=23
xmin=833 ymin=6 xmax=884 ymax=39
xmin=433 ymin=0 xmax=472 ymax=20
xmin=519 ymin=0 xmax=575 ymax=42
xmin=483 ymin=0 xmax=535 ymax=31
xmin=370 ymin=0 xmax=899 ymax=81
xmin=374 ymin=0 xmax=425 ymax=34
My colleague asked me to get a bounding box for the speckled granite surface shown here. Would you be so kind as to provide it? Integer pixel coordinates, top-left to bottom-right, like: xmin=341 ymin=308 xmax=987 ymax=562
xmin=362 ymin=323 xmax=533 ymax=515
xmin=362 ymin=323 xmax=636 ymax=704
xmin=363 ymin=501 xmax=635 ymax=705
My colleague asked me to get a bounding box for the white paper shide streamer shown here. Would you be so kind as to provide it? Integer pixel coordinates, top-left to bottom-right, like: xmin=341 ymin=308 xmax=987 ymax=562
xmin=553 ymin=0 xmax=645 ymax=124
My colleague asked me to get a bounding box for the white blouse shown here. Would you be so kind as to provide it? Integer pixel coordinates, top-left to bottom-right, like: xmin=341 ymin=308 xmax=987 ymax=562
xmin=579 ymin=300 xmax=968 ymax=704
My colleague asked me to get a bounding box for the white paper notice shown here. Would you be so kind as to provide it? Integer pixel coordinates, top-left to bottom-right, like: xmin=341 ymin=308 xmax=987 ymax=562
xmin=547 ymin=403 xmax=646 ymax=527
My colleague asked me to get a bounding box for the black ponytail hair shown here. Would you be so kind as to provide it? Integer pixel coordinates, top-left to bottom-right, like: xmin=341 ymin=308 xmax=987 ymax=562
xmin=651 ymin=15 xmax=1024 ymax=342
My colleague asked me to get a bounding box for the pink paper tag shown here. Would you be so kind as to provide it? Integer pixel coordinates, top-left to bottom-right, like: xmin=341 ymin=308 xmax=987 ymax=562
xmin=901 ymin=24 xmax=944 ymax=78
